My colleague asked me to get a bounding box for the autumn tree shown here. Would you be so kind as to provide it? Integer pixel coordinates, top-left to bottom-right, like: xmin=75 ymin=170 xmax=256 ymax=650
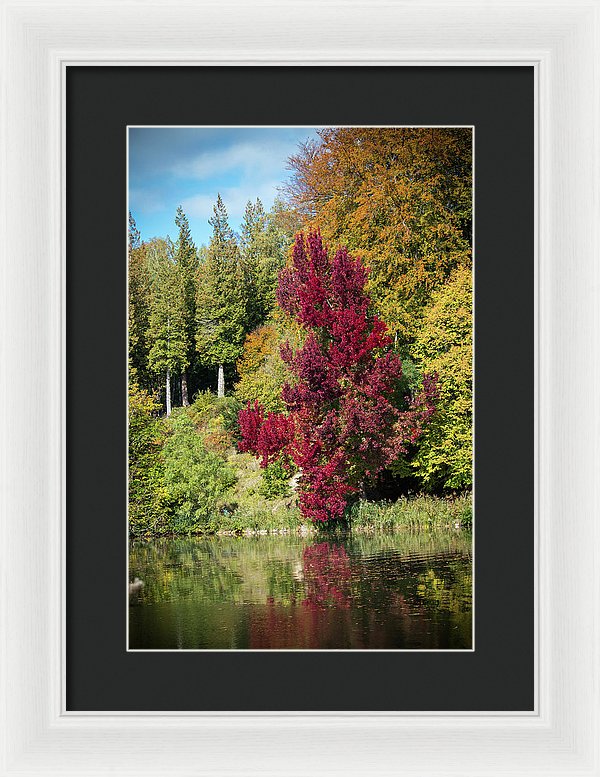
xmin=148 ymin=254 xmax=188 ymax=416
xmin=412 ymin=265 xmax=472 ymax=489
xmin=285 ymin=127 xmax=472 ymax=344
xmin=173 ymin=207 xmax=198 ymax=406
xmin=269 ymin=195 xmax=303 ymax=244
xmin=239 ymin=232 xmax=437 ymax=523
xmin=196 ymin=195 xmax=247 ymax=397
xmin=234 ymin=324 xmax=289 ymax=413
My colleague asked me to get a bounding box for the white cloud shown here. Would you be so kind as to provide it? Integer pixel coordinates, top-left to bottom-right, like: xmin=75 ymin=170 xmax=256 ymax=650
xmin=171 ymin=139 xmax=296 ymax=181
xmin=181 ymin=180 xmax=281 ymax=224
xmin=128 ymin=187 xmax=165 ymax=214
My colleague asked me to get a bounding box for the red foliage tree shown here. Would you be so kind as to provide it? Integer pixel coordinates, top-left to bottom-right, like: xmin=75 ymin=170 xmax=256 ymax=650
xmin=238 ymin=231 xmax=437 ymax=523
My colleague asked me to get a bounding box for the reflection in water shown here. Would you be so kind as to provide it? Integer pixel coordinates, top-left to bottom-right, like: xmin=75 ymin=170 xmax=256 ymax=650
xmin=302 ymin=542 xmax=352 ymax=610
xmin=129 ymin=531 xmax=472 ymax=650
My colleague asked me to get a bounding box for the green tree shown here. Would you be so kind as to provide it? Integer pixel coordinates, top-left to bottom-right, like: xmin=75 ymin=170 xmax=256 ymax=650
xmin=128 ymin=213 xmax=152 ymax=389
xmin=240 ymin=198 xmax=287 ymax=328
xmin=173 ymin=207 xmax=198 ymax=406
xmin=412 ymin=265 xmax=472 ymax=490
xmin=148 ymin=255 xmax=188 ymax=416
xmin=196 ymin=195 xmax=248 ymax=397
xmin=128 ymin=382 xmax=168 ymax=535
xmin=145 ymin=237 xmax=173 ymax=284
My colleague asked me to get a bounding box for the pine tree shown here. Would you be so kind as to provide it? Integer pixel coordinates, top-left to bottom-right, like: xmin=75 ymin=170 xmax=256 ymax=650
xmin=148 ymin=255 xmax=188 ymax=416
xmin=128 ymin=211 xmax=141 ymax=250
xmin=173 ymin=207 xmax=198 ymax=406
xmin=128 ymin=213 xmax=152 ymax=390
xmin=196 ymin=195 xmax=248 ymax=397
xmin=240 ymin=197 xmax=287 ymax=329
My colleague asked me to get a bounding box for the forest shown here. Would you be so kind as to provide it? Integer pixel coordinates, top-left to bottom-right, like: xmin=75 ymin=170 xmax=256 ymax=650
xmin=128 ymin=127 xmax=473 ymax=538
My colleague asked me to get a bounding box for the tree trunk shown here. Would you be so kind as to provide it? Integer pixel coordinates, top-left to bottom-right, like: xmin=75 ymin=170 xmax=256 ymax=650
xmin=166 ymin=369 xmax=172 ymax=417
xmin=181 ymin=371 xmax=189 ymax=406
xmin=217 ymin=364 xmax=225 ymax=398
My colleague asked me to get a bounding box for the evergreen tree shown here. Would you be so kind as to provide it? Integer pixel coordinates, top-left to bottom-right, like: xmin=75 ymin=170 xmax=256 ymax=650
xmin=128 ymin=213 xmax=152 ymax=390
xmin=208 ymin=192 xmax=234 ymax=244
xmin=240 ymin=198 xmax=286 ymax=329
xmin=145 ymin=237 xmax=172 ymax=285
xmin=148 ymin=255 xmax=188 ymax=416
xmin=173 ymin=207 xmax=198 ymax=406
xmin=128 ymin=211 xmax=141 ymax=250
xmin=196 ymin=195 xmax=247 ymax=397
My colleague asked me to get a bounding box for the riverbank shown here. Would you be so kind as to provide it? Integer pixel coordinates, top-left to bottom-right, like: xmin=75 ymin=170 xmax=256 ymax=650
xmin=130 ymin=494 xmax=472 ymax=538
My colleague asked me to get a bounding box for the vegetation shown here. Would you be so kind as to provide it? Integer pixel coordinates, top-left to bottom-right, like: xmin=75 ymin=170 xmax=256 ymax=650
xmin=239 ymin=231 xmax=437 ymax=523
xmin=234 ymin=324 xmax=289 ymax=413
xmin=128 ymin=127 xmax=473 ymax=537
xmin=128 ymin=383 xmax=168 ymax=534
xmin=412 ymin=265 xmax=473 ymax=489
xmin=285 ymin=127 xmax=472 ymax=343
xmin=161 ymin=413 xmax=237 ymax=533
xmin=347 ymin=494 xmax=472 ymax=532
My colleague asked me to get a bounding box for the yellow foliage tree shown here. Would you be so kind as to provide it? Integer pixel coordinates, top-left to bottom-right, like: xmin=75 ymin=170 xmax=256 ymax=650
xmin=286 ymin=127 xmax=472 ymax=343
xmin=412 ymin=265 xmax=472 ymax=489
xmin=234 ymin=324 xmax=289 ymax=413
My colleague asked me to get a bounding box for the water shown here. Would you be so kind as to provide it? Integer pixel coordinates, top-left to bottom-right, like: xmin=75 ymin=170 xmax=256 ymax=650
xmin=129 ymin=530 xmax=472 ymax=650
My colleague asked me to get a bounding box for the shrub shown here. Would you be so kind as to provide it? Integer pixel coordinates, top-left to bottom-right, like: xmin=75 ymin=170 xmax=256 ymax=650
xmin=258 ymin=460 xmax=292 ymax=498
xmin=162 ymin=413 xmax=236 ymax=532
xmin=189 ymin=390 xmax=242 ymax=450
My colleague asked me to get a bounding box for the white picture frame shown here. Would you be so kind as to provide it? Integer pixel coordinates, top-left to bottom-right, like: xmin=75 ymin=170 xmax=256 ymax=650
xmin=1 ymin=1 xmax=599 ymax=774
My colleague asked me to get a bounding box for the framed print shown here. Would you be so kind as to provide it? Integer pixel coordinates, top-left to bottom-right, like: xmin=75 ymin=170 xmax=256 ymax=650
xmin=68 ymin=66 xmax=532 ymax=712
xmin=2 ymin=1 xmax=599 ymax=776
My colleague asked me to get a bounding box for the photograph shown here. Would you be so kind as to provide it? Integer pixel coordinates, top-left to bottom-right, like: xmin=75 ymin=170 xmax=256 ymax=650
xmin=127 ymin=125 xmax=473 ymax=651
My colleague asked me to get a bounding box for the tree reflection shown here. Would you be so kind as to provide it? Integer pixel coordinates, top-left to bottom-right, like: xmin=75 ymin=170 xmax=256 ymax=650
xmin=301 ymin=542 xmax=351 ymax=610
xmin=129 ymin=531 xmax=473 ymax=649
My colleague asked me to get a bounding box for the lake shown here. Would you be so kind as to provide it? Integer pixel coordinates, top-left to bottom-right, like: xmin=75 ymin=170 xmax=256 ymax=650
xmin=128 ymin=530 xmax=472 ymax=650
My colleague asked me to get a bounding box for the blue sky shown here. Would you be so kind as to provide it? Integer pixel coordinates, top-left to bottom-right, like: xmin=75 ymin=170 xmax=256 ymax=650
xmin=128 ymin=127 xmax=321 ymax=248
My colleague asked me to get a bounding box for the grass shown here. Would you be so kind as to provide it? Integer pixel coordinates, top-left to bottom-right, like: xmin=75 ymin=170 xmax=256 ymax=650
xmin=223 ymin=451 xmax=471 ymax=536
xmin=346 ymin=494 xmax=472 ymax=533
xmin=164 ymin=493 xmax=471 ymax=537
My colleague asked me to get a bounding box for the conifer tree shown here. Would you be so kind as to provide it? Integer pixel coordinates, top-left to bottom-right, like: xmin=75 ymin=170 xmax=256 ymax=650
xmin=148 ymin=255 xmax=188 ymax=416
xmin=173 ymin=207 xmax=198 ymax=406
xmin=128 ymin=213 xmax=152 ymax=390
xmin=240 ymin=198 xmax=286 ymax=329
xmin=196 ymin=195 xmax=247 ymax=397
